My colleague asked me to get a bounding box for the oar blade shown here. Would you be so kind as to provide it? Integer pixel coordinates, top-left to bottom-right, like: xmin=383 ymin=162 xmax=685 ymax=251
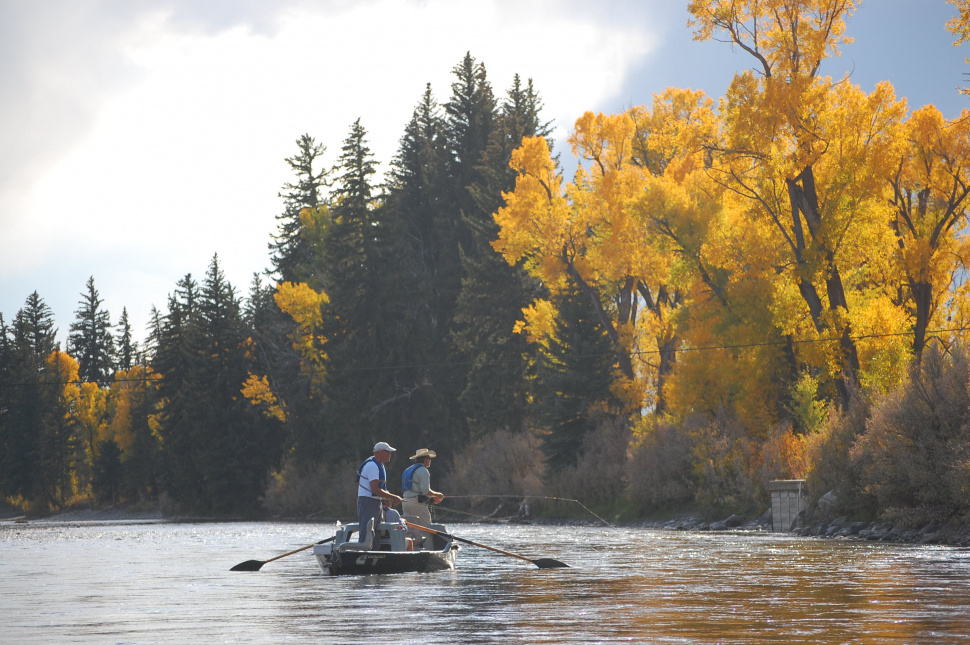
xmin=532 ymin=558 xmax=570 ymax=569
xmin=230 ymin=559 xmax=265 ymax=572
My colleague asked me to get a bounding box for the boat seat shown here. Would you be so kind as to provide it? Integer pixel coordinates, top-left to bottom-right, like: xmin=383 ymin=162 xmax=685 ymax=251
xmin=337 ymin=518 xmax=374 ymax=552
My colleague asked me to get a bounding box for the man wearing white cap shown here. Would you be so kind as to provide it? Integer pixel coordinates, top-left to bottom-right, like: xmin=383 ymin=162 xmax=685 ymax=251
xmin=356 ymin=441 xmax=403 ymax=550
xmin=401 ymin=448 xmax=444 ymax=527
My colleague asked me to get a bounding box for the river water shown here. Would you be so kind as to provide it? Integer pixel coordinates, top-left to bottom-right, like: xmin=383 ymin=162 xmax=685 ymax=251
xmin=2 ymin=520 xmax=970 ymax=644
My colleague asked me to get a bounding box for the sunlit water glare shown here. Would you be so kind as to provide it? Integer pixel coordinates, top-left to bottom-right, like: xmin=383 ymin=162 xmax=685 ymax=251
xmin=3 ymin=521 xmax=970 ymax=643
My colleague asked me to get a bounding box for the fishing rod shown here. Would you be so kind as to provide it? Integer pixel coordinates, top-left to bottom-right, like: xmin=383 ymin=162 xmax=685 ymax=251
xmin=444 ymin=495 xmax=616 ymax=528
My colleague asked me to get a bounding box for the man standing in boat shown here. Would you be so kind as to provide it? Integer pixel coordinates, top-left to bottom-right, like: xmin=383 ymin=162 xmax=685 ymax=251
xmin=401 ymin=448 xmax=444 ymax=527
xmin=357 ymin=442 xmax=403 ymax=550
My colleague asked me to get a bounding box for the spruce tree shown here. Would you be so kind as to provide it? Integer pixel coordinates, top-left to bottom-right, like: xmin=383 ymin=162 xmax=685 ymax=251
xmin=153 ymin=259 xmax=284 ymax=513
xmin=68 ymin=276 xmax=114 ymax=386
xmin=255 ymin=137 xmax=333 ymax=470
xmin=434 ymin=53 xmax=497 ymax=324
xmin=315 ymin=120 xmax=382 ymax=461
xmin=533 ymin=287 xmax=620 ymax=469
xmin=0 ymin=314 xmax=13 ymax=498
xmin=453 ymin=75 xmax=552 ymax=436
xmin=1 ymin=293 xmax=63 ymax=506
xmin=196 ymin=255 xmax=282 ymax=512
xmin=152 ymin=274 xmax=206 ymax=510
xmin=269 ymin=134 xmax=330 ymax=284
xmin=445 ymin=52 xmax=496 ymax=235
xmin=115 ymin=307 xmax=137 ymax=371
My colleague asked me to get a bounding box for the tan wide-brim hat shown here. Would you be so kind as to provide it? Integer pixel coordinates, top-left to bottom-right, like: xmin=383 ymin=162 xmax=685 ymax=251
xmin=409 ymin=448 xmax=436 ymax=460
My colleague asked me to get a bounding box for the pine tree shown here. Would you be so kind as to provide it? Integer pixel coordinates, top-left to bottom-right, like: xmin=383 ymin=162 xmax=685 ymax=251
xmin=434 ymin=53 xmax=498 ymax=323
xmin=533 ymin=288 xmax=620 ymax=469
xmin=254 ymin=137 xmax=333 ymax=470
xmin=453 ymin=75 xmax=551 ymax=436
xmin=445 ymin=52 xmax=496 ymax=234
xmin=0 ymin=313 xmax=15 ymax=500
xmin=381 ymin=86 xmax=460 ymax=449
xmin=269 ymin=134 xmax=330 ymax=284
xmin=153 ymin=260 xmax=285 ymax=513
xmin=195 ymin=255 xmax=283 ymax=512
xmin=0 ymin=293 xmax=64 ymax=506
xmin=14 ymin=291 xmax=57 ymax=358
xmin=115 ymin=307 xmax=137 ymax=371
xmin=313 ymin=120 xmax=382 ymax=462
xmin=152 ymin=274 xmax=206 ymax=510
xmin=68 ymin=277 xmax=114 ymax=386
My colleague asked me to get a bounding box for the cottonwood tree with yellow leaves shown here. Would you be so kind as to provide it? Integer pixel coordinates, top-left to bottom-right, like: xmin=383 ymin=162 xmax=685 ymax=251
xmin=495 ymin=0 xmax=970 ymax=513
xmin=888 ymin=105 xmax=970 ymax=364
xmin=495 ymin=118 xmax=681 ymax=414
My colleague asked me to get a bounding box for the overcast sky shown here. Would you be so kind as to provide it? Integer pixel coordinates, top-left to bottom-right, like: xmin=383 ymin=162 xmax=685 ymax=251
xmin=1 ymin=0 xmax=966 ymax=347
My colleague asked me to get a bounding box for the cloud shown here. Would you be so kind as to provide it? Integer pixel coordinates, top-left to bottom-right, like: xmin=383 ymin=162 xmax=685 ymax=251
xmin=0 ymin=0 xmax=661 ymax=341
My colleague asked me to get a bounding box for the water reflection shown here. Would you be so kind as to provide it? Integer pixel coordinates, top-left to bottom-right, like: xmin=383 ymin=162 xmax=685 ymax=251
xmin=2 ymin=521 xmax=970 ymax=643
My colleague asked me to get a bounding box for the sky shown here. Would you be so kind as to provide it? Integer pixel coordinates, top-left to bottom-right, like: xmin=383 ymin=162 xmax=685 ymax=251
xmin=1 ymin=0 xmax=967 ymax=347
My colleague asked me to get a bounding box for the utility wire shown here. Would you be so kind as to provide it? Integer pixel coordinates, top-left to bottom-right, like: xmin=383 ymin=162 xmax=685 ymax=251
xmin=1 ymin=325 xmax=968 ymax=388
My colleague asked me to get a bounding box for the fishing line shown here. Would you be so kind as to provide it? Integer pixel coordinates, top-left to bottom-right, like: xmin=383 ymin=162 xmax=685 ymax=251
xmin=432 ymin=504 xmax=510 ymax=522
xmin=446 ymin=494 xmax=615 ymax=528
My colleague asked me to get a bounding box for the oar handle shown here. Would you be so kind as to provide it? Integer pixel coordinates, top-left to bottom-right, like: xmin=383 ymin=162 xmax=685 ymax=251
xmin=263 ymin=543 xmax=314 ymax=564
xmin=264 ymin=536 xmax=335 ymax=564
xmin=407 ymin=522 xmax=534 ymax=564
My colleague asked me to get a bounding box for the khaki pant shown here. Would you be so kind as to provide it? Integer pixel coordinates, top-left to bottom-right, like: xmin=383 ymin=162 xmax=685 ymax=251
xmin=402 ymin=499 xmax=432 ymax=525
xmin=402 ymin=499 xmax=433 ymax=548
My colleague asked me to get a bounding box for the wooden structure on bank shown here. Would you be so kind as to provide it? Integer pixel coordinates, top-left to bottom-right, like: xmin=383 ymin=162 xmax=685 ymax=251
xmin=769 ymin=480 xmax=808 ymax=533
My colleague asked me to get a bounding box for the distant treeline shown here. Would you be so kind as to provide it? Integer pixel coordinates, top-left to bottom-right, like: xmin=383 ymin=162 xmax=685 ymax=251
xmin=4 ymin=2 xmax=970 ymax=527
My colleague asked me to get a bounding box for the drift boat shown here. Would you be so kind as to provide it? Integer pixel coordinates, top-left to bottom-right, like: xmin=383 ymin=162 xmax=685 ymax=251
xmin=313 ymin=517 xmax=459 ymax=576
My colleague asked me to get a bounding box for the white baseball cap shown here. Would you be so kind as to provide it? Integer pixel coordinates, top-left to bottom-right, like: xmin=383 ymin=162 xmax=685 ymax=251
xmin=373 ymin=441 xmax=396 ymax=453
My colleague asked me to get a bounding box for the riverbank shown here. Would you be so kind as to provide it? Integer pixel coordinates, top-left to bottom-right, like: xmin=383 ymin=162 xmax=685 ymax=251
xmin=628 ymin=511 xmax=970 ymax=547
xmin=0 ymin=504 xmax=164 ymax=524
xmin=8 ymin=502 xmax=970 ymax=547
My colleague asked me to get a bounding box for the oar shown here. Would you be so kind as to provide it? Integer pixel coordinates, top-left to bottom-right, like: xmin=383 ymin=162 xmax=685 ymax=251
xmin=408 ymin=522 xmax=569 ymax=569
xmin=230 ymin=536 xmax=334 ymax=571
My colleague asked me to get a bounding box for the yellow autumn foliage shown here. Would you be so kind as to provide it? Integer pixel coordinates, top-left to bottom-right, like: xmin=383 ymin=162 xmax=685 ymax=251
xmin=513 ymin=299 xmax=559 ymax=348
xmin=107 ymin=365 xmax=161 ymax=457
xmin=273 ymin=280 xmax=330 ymax=392
xmin=241 ymin=373 xmax=287 ymax=422
xmin=688 ymin=0 xmax=857 ymax=80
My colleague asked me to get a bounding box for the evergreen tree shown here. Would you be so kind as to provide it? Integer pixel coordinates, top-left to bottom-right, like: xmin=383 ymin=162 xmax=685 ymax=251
xmin=533 ymin=287 xmax=621 ymax=470
xmin=144 ymin=305 xmax=163 ymax=361
xmin=314 ymin=120 xmax=382 ymax=461
xmin=381 ymin=87 xmax=459 ymax=447
xmin=0 ymin=314 xmax=14 ymax=499
xmin=397 ymin=53 xmax=499 ymax=447
xmin=431 ymin=53 xmax=498 ymax=329
xmin=269 ymin=134 xmax=330 ymax=284
xmin=153 ymin=259 xmax=285 ymax=513
xmin=153 ymin=273 xmax=206 ymax=510
xmin=115 ymin=307 xmax=137 ymax=371
xmin=453 ymin=75 xmax=552 ymax=436
xmin=0 ymin=293 xmax=66 ymax=507
xmin=445 ymin=52 xmax=497 ymax=238
xmin=14 ymin=291 xmax=57 ymax=357
xmin=196 ymin=255 xmax=282 ymax=511
xmin=68 ymin=277 xmax=114 ymax=386
xmin=91 ymin=438 xmax=122 ymax=505
xmin=254 ymin=137 xmax=333 ymax=471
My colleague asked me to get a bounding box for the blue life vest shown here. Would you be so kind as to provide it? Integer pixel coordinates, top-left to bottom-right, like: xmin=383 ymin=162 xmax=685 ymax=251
xmin=402 ymin=463 xmax=424 ymax=493
xmin=356 ymin=457 xmax=387 ymax=496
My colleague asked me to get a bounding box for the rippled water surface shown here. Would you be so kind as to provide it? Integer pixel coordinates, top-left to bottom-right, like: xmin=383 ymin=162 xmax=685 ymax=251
xmin=3 ymin=520 xmax=970 ymax=643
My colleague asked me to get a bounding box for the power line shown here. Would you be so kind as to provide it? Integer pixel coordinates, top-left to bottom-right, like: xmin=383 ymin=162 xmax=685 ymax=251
xmin=0 ymin=325 xmax=967 ymax=388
